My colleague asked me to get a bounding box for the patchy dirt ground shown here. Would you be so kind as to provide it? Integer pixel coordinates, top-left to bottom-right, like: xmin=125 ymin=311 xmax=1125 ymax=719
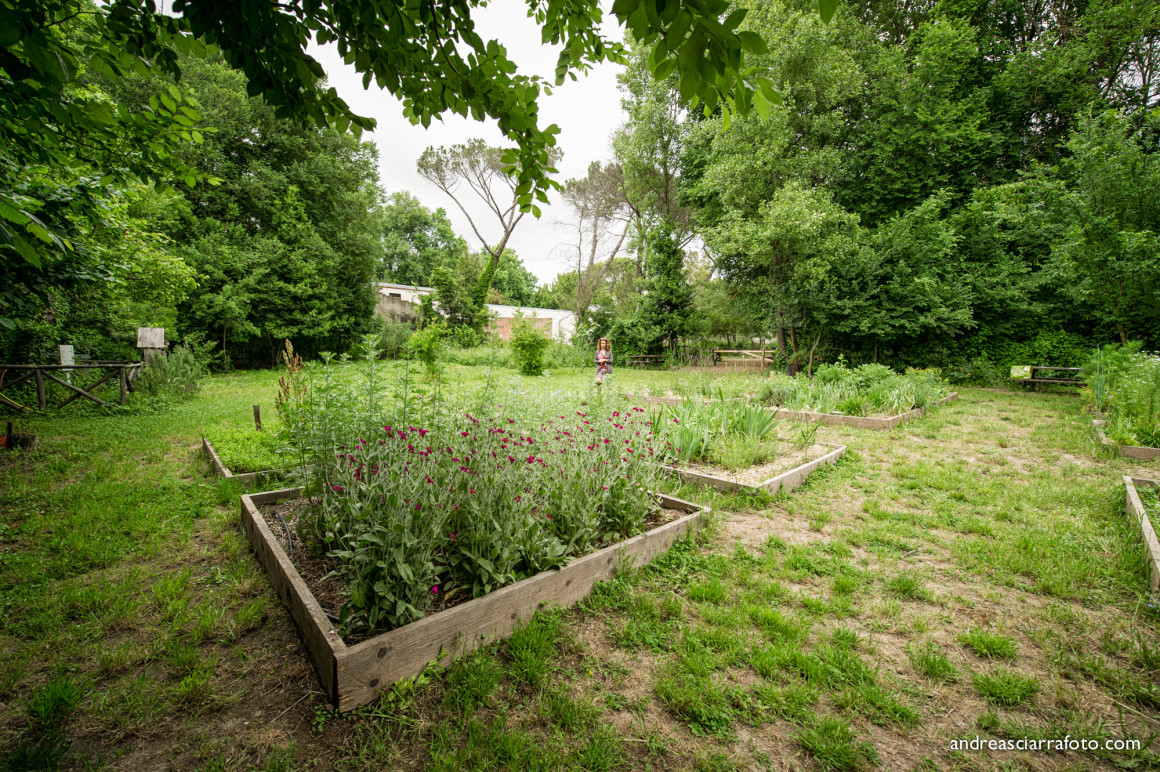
xmin=2 ymin=387 xmax=1159 ymax=771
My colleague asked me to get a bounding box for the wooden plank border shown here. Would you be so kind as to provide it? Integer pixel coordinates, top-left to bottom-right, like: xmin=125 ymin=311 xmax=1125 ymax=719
xmin=767 ymin=392 xmax=959 ymax=430
xmin=241 ymin=488 xmax=709 ymax=712
xmin=624 ymin=393 xmax=747 ymax=407
xmin=662 ymin=442 xmax=846 ymax=494
xmin=1123 ymin=476 xmax=1160 ymax=591
xmin=1094 ymin=420 xmax=1160 ymax=460
xmin=202 ymin=435 xmax=291 ymax=488
xmin=625 ymin=392 xmax=958 ymax=430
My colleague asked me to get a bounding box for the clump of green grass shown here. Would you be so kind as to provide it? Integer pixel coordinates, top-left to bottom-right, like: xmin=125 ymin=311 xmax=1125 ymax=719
xmin=884 ymin=570 xmax=932 ymax=601
xmin=540 ymin=685 xmax=600 ymax=732
xmin=444 ymin=650 xmax=501 ymax=714
xmin=906 ymin=642 xmax=957 ymax=682
xmin=688 ymin=577 xmax=729 ymax=604
xmin=795 ymin=714 xmax=877 ymax=771
xmin=752 ymin=681 xmax=818 ymax=721
xmin=959 ymin=627 xmax=1017 ymax=659
xmin=655 ymin=669 xmax=735 ymax=739
xmin=833 ymin=682 xmax=921 ymax=728
xmin=972 ymin=667 xmax=1040 ymax=707
xmin=832 ymin=574 xmax=858 ymax=595
xmin=505 ymin=612 xmax=562 ymax=689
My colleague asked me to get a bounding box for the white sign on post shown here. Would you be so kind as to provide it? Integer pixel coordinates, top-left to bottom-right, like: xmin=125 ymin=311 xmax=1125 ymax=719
xmin=59 ymin=344 xmax=74 ymax=384
xmin=137 ymin=327 xmax=166 ymax=361
xmin=137 ymin=328 xmax=165 ymax=349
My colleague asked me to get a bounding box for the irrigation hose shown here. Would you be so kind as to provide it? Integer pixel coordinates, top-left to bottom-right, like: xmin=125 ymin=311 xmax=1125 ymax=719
xmin=277 ymin=512 xmax=294 ymax=554
xmin=276 ymin=505 xmax=339 ymax=625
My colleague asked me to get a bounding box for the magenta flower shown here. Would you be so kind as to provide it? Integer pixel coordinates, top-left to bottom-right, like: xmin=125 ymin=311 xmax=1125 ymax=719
xmin=431 ymin=585 xmax=439 ymax=594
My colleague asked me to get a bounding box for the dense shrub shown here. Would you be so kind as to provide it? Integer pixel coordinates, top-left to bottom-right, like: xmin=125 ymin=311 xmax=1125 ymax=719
xmin=134 ymin=345 xmax=205 ymax=399
xmin=755 ymin=362 xmax=950 ymax=415
xmin=376 ymin=319 xmax=413 ymax=359
xmin=407 ymin=321 xmax=446 ymax=375
xmin=1084 ymin=343 xmax=1160 ymax=446
xmin=509 ymin=314 xmax=551 ymax=375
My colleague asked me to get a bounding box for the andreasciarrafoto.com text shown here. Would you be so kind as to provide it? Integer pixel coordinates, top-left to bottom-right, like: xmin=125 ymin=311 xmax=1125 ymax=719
xmin=951 ymin=736 xmax=1142 ymax=752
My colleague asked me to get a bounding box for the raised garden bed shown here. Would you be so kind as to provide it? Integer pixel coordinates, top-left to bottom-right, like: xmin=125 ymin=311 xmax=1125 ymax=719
xmin=625 ymin=392 xmax=745 ymax=407
xmin=663 ymin=441 xmax=846 ymax=494
xmin=1093 ymin=420 xmax=1160 ymax=460
xmin=768 ymin=392 xmax=959 ymax=430
xmin=1122 ymin=476 xmax=1160 ymax=591
xmin=202 ymin=435 xmax=293 ymax=488
xmin=241 ymin=487 xmax=709 ymax=711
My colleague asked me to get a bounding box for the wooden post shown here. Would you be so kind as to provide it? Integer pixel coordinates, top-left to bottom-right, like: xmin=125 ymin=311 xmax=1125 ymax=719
xmin=35 ymin=368 xmax=45 ymax=411
xmin=253 ymin=404 xmax=262 ymax=432
xmin=119 ymin=366 xmax=128 ymax=405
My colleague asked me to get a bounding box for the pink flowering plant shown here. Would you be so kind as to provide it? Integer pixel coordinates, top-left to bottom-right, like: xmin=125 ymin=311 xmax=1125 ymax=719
xmin=309 ymin=398 xmax=663 ymax=635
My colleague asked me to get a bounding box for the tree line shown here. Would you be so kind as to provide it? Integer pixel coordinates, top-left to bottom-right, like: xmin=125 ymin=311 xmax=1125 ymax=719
xmin=3 ymin=0 xmax=1156 ymax=373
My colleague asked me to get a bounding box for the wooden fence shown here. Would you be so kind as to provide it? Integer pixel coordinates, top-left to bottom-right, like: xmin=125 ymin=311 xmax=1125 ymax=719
xmin=712 ymin=348 xmax=774 ymax=368
xmin=0 ymin=362 xmax=145 ymax=412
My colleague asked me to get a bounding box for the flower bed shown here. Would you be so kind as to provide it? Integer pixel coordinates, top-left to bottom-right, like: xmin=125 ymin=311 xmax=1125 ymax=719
xmin=1123 ymin=476 xmax=1160 ymax=591
xmin=241 ymin=486 xmax=707 ymax=711
xmin=1093 ymin=420 xmax=1160 ymax=460
xmin=755 ymin=362 xmax=955 ymax=428
xmin=768 ymin=392 xmax=959 ymax=430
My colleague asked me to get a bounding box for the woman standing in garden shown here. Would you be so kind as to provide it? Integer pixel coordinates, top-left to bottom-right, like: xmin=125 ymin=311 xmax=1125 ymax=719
xmin=595 ymin=338 xmax=612 ymax=384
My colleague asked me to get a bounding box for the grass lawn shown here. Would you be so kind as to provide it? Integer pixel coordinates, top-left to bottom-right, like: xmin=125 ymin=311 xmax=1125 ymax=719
xmin=2 ymin=365 xmax=1159 ymax=771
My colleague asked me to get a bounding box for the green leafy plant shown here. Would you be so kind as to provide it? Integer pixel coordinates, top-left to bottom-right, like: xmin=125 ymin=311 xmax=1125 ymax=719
xmin=133 ymin=345 xmax=206 ymax=399
xmin=407 ymin=320 xmax=447 ymax=376
xmin=509 ymin=312 xmax=551 ymax=376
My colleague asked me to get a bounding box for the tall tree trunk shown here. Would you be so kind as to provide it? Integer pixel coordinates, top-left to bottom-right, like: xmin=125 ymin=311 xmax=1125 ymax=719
xmin=807 ymin=331 xmax=822 ymax=379
xmin=1118 ymin=323 xmax=1129 ymax=345
xmin=775 ymin=308 xmax=786 ymax=354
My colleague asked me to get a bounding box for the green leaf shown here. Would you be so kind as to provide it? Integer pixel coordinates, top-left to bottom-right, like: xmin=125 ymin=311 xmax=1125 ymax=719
xmin=654 ymin=57 xmax=678 ymax=81
xmin=10 ymin=236 xmax=42 ymax=268
xmin=736 ymin=30 xmax=768 ymax=56
xmin=0 ymin=202 xmax=31 ymax=227
xmin=818 ymin=0 xmax=839 ymax=23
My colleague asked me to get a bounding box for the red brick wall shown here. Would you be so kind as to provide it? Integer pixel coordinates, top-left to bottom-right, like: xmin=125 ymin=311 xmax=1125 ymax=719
xmin=489 ymin=316 xmax=552 ymax=341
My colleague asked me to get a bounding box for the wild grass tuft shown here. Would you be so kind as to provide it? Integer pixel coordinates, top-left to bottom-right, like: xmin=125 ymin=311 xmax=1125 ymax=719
xmin=972 ymin=667 xmax=1040 ymax=707
xmin=959 ymin=627 xmax=1017 ymax=659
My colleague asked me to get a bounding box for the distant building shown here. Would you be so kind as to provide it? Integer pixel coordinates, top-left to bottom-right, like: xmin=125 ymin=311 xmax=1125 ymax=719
xmin=373 ymin=282 xmax=576 ymax=342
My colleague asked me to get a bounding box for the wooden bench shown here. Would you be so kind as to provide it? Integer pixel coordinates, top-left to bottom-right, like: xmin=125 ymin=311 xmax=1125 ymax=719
xmin=1010 ymin=366 xmax=1084 ymax=389
xmin=625 ymin=354 xmax=664 ymax=368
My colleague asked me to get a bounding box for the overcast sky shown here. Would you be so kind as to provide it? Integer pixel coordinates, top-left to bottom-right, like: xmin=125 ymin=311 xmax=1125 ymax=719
xmin=308 ymin=5 xmax=628 ymax=286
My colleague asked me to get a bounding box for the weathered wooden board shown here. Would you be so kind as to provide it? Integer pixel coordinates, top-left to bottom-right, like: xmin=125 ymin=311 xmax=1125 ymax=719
xmin=663 ymin=443 xmax=846 ymax=494
xmin=1093 ymin=421 xmax=1160 ymax=460
xmin=768 ymin=392 xmax=959 ymax=430
xmin=1124 ymin=477 xmax=1160 ymax=591
xmin=202 ymin=435 xmax=292 ymax=488
xmin=242 ymin=487 xmax=707 ymax=711
xmin=202 ymin=436 xmax=233 ymax=479
xmin=764 ymin=444 xmax=847 ymax=493
xmin=240 ymin=489 xmax=343 ymax=700
xmin=624 ymin=393 xmax=746 ymax=407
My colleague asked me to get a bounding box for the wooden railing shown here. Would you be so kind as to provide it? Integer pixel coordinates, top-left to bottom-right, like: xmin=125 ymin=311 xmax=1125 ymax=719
xmin=0 ymin=362 xmax=145 ymax=412
xmin=712 ymin=348 xmax=772 ymax=367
